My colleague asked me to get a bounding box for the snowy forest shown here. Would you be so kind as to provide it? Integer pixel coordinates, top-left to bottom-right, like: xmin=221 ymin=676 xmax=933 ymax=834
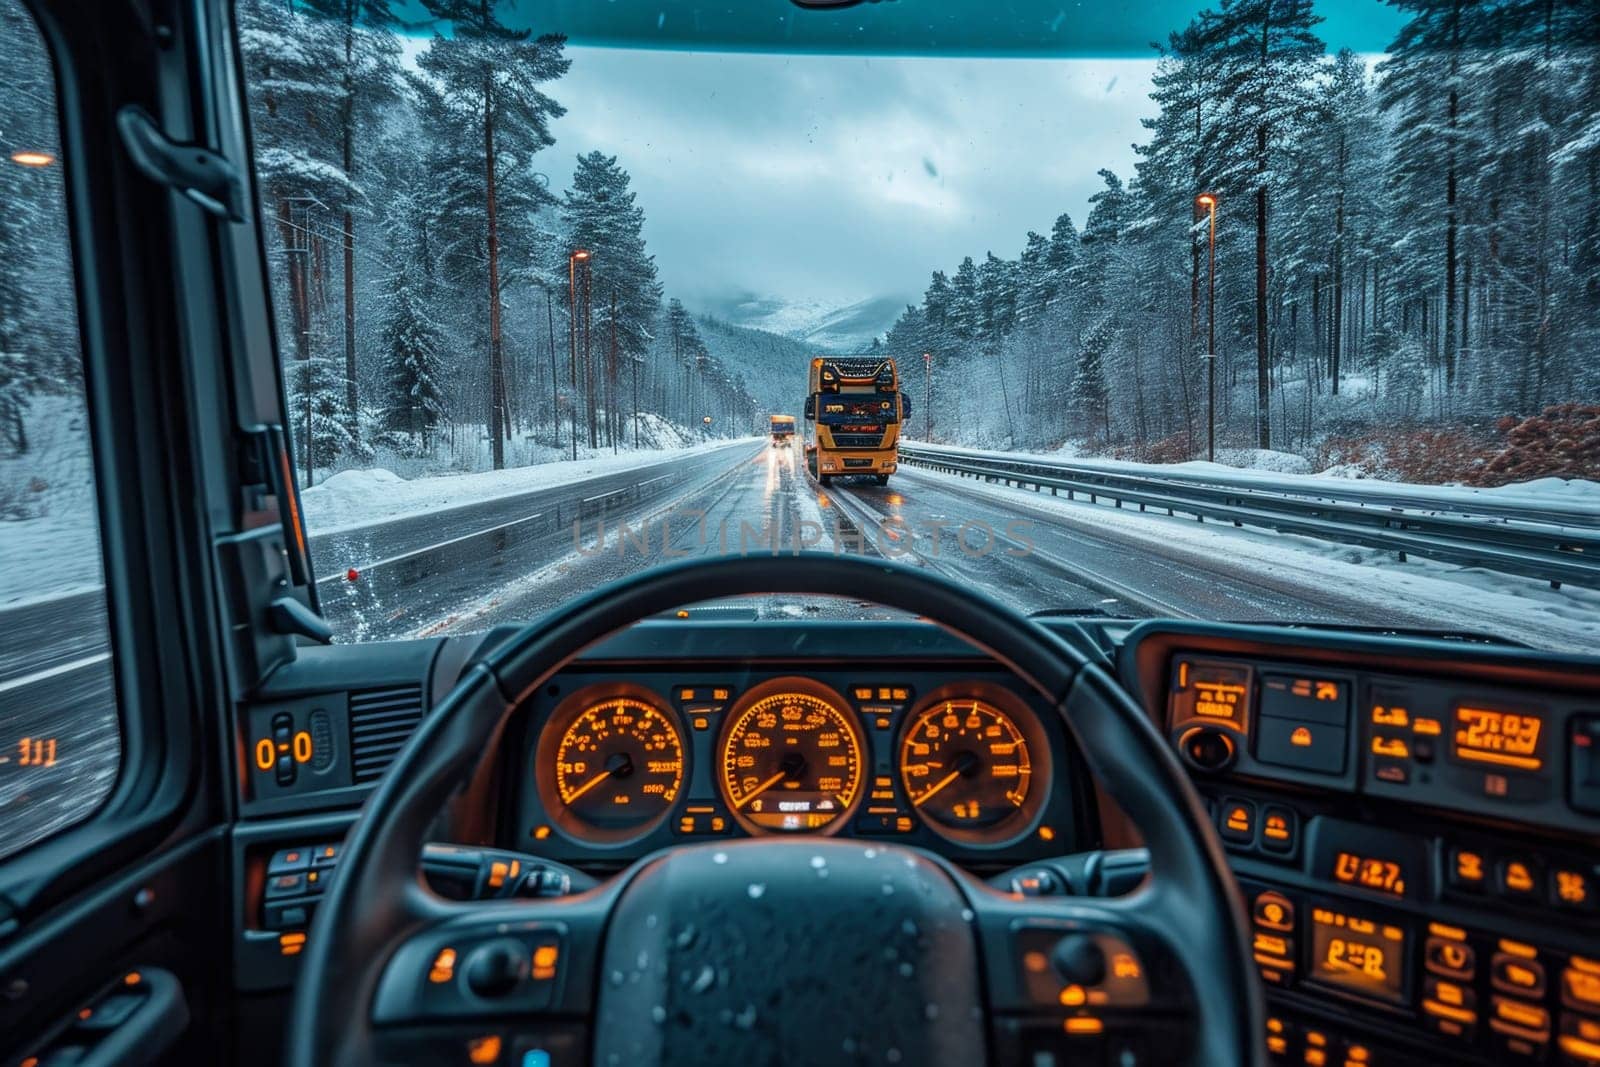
xmin=237 ymin=0 xmax=765 ymax=481
xmin=2 ymin=0 xmax=1598 ymax=488
xmin=887 ymin=0 xmax=1600 ymax=480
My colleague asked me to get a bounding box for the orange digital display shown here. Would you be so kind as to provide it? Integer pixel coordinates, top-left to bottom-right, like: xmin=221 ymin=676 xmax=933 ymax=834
xmin=1169 ymin=658 xmax=1251 ymax=730
xmin=1309 ymin=907 xmax=1407 ymax=1005
xmin=1452 ymin=706 xmax=1543 ymax=771
xmin=1332 ymin=852 xmax=1407 ymax=897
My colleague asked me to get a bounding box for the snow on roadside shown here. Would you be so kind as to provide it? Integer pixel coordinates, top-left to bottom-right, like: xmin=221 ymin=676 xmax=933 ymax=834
xmin=911 ymin=441 xmax=1600 ymax=516
xmin=301 ymin=438 xmax=760 ymax=536
xmin=1 ymin=398 xmax=107 ymax=605
xmin=915 ymin=467 xmax=1600 ymax=655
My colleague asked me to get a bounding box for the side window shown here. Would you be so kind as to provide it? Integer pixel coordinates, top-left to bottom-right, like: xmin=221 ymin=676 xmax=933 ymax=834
xmin=0 ymin=0 xmax=121 ymax=859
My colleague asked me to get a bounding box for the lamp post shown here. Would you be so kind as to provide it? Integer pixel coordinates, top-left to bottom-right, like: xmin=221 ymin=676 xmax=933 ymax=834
xmin=567 ymin=249 xmax=590 ymax=460
xmin=1195 ymin=193 xmax=1218 ymax=463
xmin=921 ymin=351 xmax=932 ymax=441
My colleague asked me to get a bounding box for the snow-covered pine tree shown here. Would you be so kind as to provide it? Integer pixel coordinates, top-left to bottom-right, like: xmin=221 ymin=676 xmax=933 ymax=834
xmin=416 ymin=1 xmax=568 ymax=469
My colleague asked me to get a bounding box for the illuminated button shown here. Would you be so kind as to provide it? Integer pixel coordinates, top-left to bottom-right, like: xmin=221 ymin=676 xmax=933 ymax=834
xmin=1217 ymin=798 xmax=1256 ymax=845
xmin=1425 ymin=936 xmax=1476 ymax=980
xmin=1371 ymin=736 xmax=1410 ymax=759
xmin=268 ymin=848 xmax=310 ymax=874
xmin=1255 ymin=716 xmax=1347 ymax=776
xmin=1551 ymin=868 xmax=1597 ymax=910
xmin=466 ymin=1035 xmax=502 ymax=1065
xmin=1372 ymin=704 xmax=1409 ymax=727
xmin=1448 ymin=847 xmax=1488 ymax=892
xmin=853 ymin=687 xmax=873 ymax=700
xmin=1373 ymin=760 xmax=1409 ymax=784
xmin=265 ymin=872 xmax=306 ymax=899
xmin=428 ymin=947 xmax=457 ymax=984
xmin=1498 ymin=857 xmax=1541 ymax=899
xmin=1427 ymin=976 xmax=1476 ymax=1012
xmin=1492 ymin=995 xmax=1551 ymax=1034
xmin=1259 ymin=805 xmax=1296 ymax=853
xmin=1253 ymin=891 xmax=1295 ymax=932
xmin=312 ymin=844 xmax=340 ymax=867
xmin=1413 ymin=716 xmax=1443 ymax=736
xmin=1493 ymin=953 xmax=1547 ymax=997
xmin=1563 ymin=959 xmax=1600 ymax=1011
xmin=1559 ymin=1014 xmax=1600 ymax=1065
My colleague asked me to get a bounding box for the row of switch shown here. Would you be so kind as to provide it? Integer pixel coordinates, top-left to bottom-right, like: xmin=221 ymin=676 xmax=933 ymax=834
xmin=1215 ymin=796 xmax=1298 ymax=856
xmin=1446 ymin=842 xmax=1597 ymax=913
xmin=1419 ymin=921 xmax=1600 ymax=1065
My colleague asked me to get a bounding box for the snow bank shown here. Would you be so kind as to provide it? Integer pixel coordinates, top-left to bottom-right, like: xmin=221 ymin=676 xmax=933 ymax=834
xmin=912 ymin=441 xmax=1600 ymax=519
xmin=301 ymin=437 xmax=759 ymax=536
xmin=1 ymin=396 xmax=106 ymax=604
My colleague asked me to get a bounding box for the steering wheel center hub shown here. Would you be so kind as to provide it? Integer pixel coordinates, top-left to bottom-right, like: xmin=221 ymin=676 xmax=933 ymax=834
xmin=593 ymin=840 xmax=986 ymax=1066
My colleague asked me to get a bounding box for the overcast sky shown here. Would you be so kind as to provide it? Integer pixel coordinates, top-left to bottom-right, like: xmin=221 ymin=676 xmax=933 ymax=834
xmin=540 ymin=49 xmax=1160 ymax=311
xmin=405 ymin=0 xmax=1403 ymax=315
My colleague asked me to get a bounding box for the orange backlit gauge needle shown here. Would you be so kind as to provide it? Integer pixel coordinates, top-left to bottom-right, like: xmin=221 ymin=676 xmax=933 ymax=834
xmin=734 ymin=769 xmax=790 ymax=810
xmin=913 ymin=768 xmax=963 ymax=808
xmin=563 ymin=766 xmax=615 ymax=804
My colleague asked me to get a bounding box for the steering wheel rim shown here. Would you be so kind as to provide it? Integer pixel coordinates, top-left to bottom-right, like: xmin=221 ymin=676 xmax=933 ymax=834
xmin=285 ymin=553 xmax=1261 ymax=1066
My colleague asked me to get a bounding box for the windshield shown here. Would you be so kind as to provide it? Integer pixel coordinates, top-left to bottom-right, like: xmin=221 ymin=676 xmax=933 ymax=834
xmin=223 ymin=0 xmax=1598 ymax=651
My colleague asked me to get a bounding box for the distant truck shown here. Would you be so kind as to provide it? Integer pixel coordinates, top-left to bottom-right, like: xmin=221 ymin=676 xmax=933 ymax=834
xmin=802 ymin=356 xmax=909 ymax=486
xmin=769 ymin=413 xmax=796 ymax=446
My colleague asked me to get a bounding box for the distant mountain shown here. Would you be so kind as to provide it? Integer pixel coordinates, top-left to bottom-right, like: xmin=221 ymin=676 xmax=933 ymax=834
xmin=694 ymin=291 xmax=910 ymax=355
xmin=693 ymin=315 xmax=815 ymax=415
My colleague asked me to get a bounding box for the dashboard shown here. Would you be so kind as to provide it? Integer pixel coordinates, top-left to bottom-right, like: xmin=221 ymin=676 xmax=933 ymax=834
xmin=227 ymin=616 xmax=1600 ymax=1067
xmin=509 ymin=667 xmax=1083 ymax=869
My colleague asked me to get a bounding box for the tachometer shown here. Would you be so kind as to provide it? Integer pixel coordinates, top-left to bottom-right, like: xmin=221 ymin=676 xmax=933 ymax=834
xmin=718 ymin=679 xmax=865 ymax=834
xmin=900 ymin=694 xmax=1039 ymax=841
xmin=536 ymin=689 xmax=685 ymax=844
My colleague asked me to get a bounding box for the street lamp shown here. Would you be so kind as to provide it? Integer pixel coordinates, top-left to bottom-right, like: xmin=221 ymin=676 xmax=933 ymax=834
xmin=1195 ymin=193 xmax=1218 ymax=463
xmin=10 ymin=150 xmax=54 ymax=167
xmin=567 ymin=249 xmax=590 ymax=461
xmin=921 ymin=351 xmax=932 ymax=441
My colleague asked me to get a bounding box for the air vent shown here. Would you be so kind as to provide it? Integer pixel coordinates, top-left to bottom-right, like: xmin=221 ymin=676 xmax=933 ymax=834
xmin=348 ymin=684 xmax=425 ymax=784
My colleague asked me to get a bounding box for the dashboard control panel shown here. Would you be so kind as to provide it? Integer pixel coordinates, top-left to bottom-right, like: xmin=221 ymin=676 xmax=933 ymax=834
xmin=1167 ymin=653 xmax=1600 ymax=834
xmin=1126 ymin=627 xmax=1600 ymax=1067
xmin=511 ymin=668 xmax=1085 ymax=868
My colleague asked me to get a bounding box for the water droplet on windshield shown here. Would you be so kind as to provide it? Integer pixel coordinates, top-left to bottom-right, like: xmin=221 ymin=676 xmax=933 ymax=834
xmin=712 ymin=851 xmax=728 ymax=864
xmin=690 ymin=964 xmax=716 ymax=994
xmin=609 ymin=970 xmax=625 ymax=986
xmin=747 ymin=882 xmax=766 ymax=899
xmin=924 ymin=1003 xmax=940 ymax=1020
xmin=732 ymin=1003 xmax=758 ymax=1030
xmin=887 ymin=1048 xmax=903 ymax=1063
xmin=842 ymin=1038 xmax=858 ymax=1054
xmin=898 ymin=961 xmax=913 ymax=977
xmin=651 ymin=1005 xmax=667 ymax=1024
xmin=901 ymin=919 xmax=918 ymax=937
xmin=810 ymin=855 xmax=827 ymax=869
xmin=863 ymin=847 xmax=878 ymax=859
xmin=880 ymin=883 xmax=895 ymax=895
xmin=674 ymin=923 xmax=698 ymax=949
xmin=960 ymin=908 xmax=975 ymax=922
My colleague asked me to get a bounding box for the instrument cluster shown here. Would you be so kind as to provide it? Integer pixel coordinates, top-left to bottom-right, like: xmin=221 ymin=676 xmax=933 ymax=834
xmin=513 ymin=670 xmax=1079 ymax=867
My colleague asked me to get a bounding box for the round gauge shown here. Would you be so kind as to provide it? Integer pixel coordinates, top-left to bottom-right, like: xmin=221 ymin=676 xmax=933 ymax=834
xmin=536 ymin=688 xmax=686 ymax=844
xmin=718 ymin=679 xmax=865 ymax=834
xmin=900 ymin=689 xmax=1048 ymax=844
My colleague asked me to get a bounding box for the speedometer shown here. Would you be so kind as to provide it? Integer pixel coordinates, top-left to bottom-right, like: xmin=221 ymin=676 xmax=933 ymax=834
xmin=718 ymin=679 xmax=865 ymax=834
xmin=536 ymin=687 xmax=685 ymax=844
xmin=900 ymin=686 xmax=1049 ymax=844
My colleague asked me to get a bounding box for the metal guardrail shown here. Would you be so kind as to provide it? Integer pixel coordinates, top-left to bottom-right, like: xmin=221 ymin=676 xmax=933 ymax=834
xmin=898 ymin=444 xmax=1600 ymax=589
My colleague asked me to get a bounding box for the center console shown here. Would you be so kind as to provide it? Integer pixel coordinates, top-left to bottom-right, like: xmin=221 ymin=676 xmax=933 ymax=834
xmin=1122 ymin=622 xmax=1600 ymax=1067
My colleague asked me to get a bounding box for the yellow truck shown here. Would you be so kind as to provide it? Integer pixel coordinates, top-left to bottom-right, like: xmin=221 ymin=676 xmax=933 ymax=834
xmin=802 ymin=356 xmax=908 ymax=485
xmin=769 ymin=413 xmax=796 ymax=446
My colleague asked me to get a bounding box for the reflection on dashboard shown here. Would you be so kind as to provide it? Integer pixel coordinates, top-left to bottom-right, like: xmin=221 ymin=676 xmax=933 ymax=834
xmin=718 ymin=678 xmax=864 ymax=834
